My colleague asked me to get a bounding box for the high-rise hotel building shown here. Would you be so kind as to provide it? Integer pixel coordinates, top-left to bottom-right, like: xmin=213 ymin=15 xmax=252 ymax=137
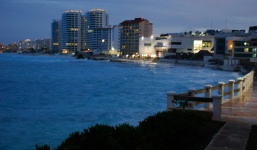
xmin=51 ymin=19 xmax=61 ymax=52
xmin=120 ymin=18 xmax=153 ymax=56
xmin=85 ymin=9 xmax=111 ymax=53
xmin=61 ymin=10 xmax=86 ymax=53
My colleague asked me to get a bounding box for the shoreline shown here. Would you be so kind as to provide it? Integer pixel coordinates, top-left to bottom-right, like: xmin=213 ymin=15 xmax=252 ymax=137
xmin=86 ymin=56 xmax=205 ymax=67
xmin=1 ymin=52 xmax=247 ymax=73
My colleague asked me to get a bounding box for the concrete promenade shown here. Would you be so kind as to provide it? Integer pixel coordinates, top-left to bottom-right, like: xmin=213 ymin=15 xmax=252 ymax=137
xmin=206 ymin=81 xmax=257 ymax=150
xmin=221 ymin=82 xmax=257 ymax=124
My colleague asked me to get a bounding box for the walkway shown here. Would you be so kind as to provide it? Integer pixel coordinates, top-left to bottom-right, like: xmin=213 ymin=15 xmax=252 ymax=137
xmin=205 ymin=82 xmax=257 ymax=150
xmin=221 ymin=82 xmax=257 ymax=124
xmin=205 ymin=122 xmax=251 ymax=150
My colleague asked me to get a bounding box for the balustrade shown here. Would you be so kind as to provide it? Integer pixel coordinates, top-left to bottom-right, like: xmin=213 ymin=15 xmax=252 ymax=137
xmin=166 ymin=71 xmax=255 ymax=120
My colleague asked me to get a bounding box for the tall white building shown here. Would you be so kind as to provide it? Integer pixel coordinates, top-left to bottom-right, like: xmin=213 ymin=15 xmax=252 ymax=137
xmin=61 ymin=10 xmax=86 ymax=53
xmin=85 ymin=8 xmax=111 ymax=53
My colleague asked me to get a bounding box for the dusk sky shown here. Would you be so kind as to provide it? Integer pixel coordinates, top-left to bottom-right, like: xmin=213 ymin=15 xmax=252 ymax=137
xmin=1 ymin=0 xmax=257 ymax=44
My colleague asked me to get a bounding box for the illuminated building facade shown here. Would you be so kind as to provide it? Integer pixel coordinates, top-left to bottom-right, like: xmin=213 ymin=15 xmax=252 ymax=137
xmin=61 ymin=10 xmax=86 ymax=53
xmin=90 ymin=27 xmax=112 ymax=54
xmin=214 ymin=29 xmax=247 ymax=55
xmin=232 ymin=36 xmax=257 ymax=60
xmin=36 ymin=39 xmax=51 ymax=51
xmin=213 ymin=26 xmax=257 ymax=63
xmin=4 ymin=43 xmax=18 ymax=52
xmin=51 ymin=20 xmax=61 ymax=52
xmin=85 ymin=9 xmax=110 ymax=53
xmin=18 ymin=39 xmax=36 ymax=51
xmin=139 ymin=33 xmax=214 ymax=58
xmin=112 ymin=25 xmax=120 ymax=51
xmin=120 ymin=18 xmax=153 ymax=56
xmin=167 ymin=34 xmax=214 ymax=54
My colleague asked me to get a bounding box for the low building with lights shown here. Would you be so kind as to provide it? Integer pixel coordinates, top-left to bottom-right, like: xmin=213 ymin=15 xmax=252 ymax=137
xmin=232 ymin=37 xmax=257 ymax=60
xmin=214 ymin=29 xmax=248 ymax=56
xmin=139 ymin=35 xmax=170 ymax=58
xmin=167 ymin=33 xmax=214 ymax=55
xmin=18 ymin=39 xmax=36 ymax=52
xmin=214 ymin=26 xmax=257 ymax=60
xmin=36 ymin=39 xmax=52 ymax=51
xmin=139 ymin=32 xmax=214 ymax=58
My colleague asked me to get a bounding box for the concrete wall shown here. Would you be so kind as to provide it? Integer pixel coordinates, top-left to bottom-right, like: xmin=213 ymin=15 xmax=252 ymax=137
xmin=159 ymin=59 xmax=204 ymax=66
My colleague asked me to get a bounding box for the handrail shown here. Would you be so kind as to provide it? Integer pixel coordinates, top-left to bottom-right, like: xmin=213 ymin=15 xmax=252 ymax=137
xmin=174 ymin=95 xmax=213 ymax=102
xmin=167 ymin=70 xmax=255 ymax=121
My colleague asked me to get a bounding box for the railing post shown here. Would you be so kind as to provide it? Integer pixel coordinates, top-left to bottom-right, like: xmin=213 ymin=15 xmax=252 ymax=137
xmin=167 ymin=91 xmax=176 ymax=111
xmin=229 ymin=80 xmax=235 ymax=99
xmin=237 ymin=78 xmax=244 ymax=96
xmin=218 ymin=82 xmax=225 ymax=102
xmin=249 ymin=71 xmax=254 ymax=87
xmin=204 ymin=85 xmax=212 ymax=109
xmin=252 ymin=72 xmax=254 ymax=85
xmin=212 ymin=96 xmax=222 ymax=120
xmin=188 ymin=88 xmax=196 ymax=109
xmin=249 ymin=74 xmax=253 ymax=88
xmin=243 ymin=77 xmax=247 ymax=92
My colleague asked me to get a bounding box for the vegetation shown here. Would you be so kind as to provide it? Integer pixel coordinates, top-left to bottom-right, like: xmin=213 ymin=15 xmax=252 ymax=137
xmin=36 ymin=110 xmax=225 ymax=150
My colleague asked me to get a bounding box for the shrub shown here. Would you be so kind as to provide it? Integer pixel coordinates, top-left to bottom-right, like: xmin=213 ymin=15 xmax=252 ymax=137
xmin=36 ymin=110 xmax=224 ymax=150
xmin=114 ymin=124 xmax=139 ymax=150
xmin=35 ymin=144 xmax=50 ymax=150
xmin=138 ymin=110 xmax=215 ymax=150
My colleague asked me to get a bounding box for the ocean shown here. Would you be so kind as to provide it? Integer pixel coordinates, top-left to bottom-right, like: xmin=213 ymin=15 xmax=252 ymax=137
xmin=0 ymin=53 xmax=241 ymax=149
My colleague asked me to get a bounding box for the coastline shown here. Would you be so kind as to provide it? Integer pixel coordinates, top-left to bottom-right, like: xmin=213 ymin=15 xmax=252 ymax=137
xmin=86 ymin=55 xmax=204 ymax=66
xmin=1 ymin=52 xmax=246 ymax=72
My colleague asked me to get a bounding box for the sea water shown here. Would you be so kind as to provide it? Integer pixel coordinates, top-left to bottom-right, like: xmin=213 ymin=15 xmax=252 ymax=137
xmin=0 ymin=53 xmax=241 ymax=149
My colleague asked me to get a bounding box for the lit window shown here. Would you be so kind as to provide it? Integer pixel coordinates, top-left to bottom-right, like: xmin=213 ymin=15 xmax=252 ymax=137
xmin=244 ymin=48 xmax=249 ymax=52
xmin=193 ymin=40 xmax=202 ymax=51
xmin=70 ymin=28 xmax=79 ymax=31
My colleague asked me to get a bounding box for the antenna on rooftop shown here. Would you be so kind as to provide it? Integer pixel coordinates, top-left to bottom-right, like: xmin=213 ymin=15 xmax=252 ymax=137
xmin=225 ymin=19 xmax=227 ymax=29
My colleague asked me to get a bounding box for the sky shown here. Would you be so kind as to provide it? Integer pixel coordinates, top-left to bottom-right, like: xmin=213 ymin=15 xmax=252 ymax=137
xmin=0 ymin=0 xmax=257 ymax=44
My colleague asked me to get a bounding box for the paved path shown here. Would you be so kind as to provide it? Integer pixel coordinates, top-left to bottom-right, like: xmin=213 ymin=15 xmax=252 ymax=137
xmin=205 ymin=122 xmax=251 ymax=150
xmin=206 ymin=82 xmax=257 ymax=150
xmin=221 ymin=82 xmax=257 ymax=124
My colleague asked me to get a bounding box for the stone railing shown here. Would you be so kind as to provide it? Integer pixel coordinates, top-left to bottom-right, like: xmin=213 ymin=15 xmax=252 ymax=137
xmin=167 ymin=70 xmax=255 ymax=120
